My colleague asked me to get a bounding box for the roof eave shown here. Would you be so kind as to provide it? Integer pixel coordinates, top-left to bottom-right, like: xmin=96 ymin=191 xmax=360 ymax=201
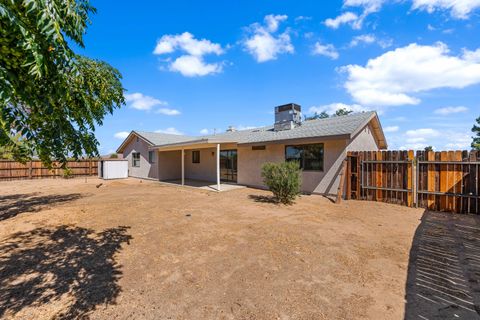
xmin=349 ymin=112 xmax=388 ymax=150
xmin=238 ymin=133 xmax=352 ymax=146
xmin=116 ymin=131 xmax=155 ymax=154
xmin=150 ymin=138 xmax=238 ymax=150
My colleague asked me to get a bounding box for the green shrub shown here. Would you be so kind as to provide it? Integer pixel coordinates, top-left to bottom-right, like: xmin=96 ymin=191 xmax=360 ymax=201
xmin=62 ymin=167 xmax=73 ymax=179
xmin=109 ymin=153 xmax=119 ymax=159
xmin=261 ymin=161 xmax=301 ymax=204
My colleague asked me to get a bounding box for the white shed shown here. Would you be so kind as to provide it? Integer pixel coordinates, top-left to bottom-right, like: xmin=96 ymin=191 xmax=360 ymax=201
xmin=98 ymin=159 xmax=128 ymax=180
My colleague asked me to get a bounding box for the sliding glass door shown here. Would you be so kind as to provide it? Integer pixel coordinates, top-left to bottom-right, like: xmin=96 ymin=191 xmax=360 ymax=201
xmin=220 ymin=150 xmax=237 ymax=182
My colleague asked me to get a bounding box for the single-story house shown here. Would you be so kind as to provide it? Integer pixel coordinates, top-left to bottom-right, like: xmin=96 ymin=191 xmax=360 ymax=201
xmin=116 ymin=104 xmax=387 ymax=194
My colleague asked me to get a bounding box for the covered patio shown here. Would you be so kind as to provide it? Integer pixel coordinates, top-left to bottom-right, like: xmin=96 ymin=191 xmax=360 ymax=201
xmin=151 ymin=138 xmax=239 ymax=192
xmin=159 ymin=179 xmax=245 ymax=192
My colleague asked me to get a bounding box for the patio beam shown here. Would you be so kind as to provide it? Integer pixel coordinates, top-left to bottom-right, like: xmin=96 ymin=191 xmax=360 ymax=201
xmin=181 ymin=148 xmax=184 ymax=186
xmin=216 ymin=144 xmax=220 ymax=191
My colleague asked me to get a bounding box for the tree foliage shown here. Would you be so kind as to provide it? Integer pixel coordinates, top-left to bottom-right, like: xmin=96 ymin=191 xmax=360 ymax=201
xmin=305 ymin=111 xmax=329 ymax=121
xmin=472 ymin=116 xmax=480 ymax=150
xmin=261 ymin=161 xmax=302 ymax=204
xmin=304 ymin=108 xmax=354 ymax=121
xmin=334 ymin=108 xmax=353 ymax=117
xmin=0 ymin=0 xmax=124 ymax=165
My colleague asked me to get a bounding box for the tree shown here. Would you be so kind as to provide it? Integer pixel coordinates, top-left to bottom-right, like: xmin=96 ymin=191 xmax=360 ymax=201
xmin=305 ymin=111 xmax=329 ymax=121
xmin=424 ymin=146 xmax=434 ymax=152
xmin=472 ymin=116 xmax=480 ymax=150
xmin=334 ymin=108 xmax=353 ymax=117
xmin=261 ymin=161 xmax=301 ymax=204
xmin=0 ymin=0 xmax=125 ymax=165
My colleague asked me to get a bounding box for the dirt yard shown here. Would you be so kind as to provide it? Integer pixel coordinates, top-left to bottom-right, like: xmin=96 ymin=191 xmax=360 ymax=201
xmin=0 ymin=177 xmax=454 ymax=319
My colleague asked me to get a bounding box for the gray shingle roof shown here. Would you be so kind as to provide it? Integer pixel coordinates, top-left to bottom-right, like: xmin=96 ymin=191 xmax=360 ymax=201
xmin=127 ymin=111 xmax=379 ymax=148
xmin=134 ymin=131 xmax=197 ymax=145
xmin=200 ymin=111 xmax=376 ymax=144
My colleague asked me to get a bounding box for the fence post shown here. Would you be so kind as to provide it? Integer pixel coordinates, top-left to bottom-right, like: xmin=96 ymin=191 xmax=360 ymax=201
xmin=28 ymin=161 xmax=32 ymax=179
xmin=407 ymin=150 xmax=414 ymax=207
xmin=346 ymin=152 xmax=352 ymax=200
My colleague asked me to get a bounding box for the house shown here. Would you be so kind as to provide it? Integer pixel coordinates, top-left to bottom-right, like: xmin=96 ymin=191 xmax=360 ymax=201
xmin=116 ymin=104 xmax=387 ymax=194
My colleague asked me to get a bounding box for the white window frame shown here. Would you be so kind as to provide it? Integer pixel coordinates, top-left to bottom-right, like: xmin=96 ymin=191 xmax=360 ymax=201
xmin=148 ymin=151 xmax=155 ymax=164
xmin=132 ymin=152 xmax=140 ymax=167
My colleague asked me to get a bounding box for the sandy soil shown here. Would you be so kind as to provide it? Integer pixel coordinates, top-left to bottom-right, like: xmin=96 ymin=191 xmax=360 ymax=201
xmin=0 ymin=178 xmax=426 ymax=319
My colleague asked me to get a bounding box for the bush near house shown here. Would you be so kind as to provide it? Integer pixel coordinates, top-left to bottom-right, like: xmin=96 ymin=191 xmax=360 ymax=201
xmin=261 ymin=161 xmax=302 ymax=204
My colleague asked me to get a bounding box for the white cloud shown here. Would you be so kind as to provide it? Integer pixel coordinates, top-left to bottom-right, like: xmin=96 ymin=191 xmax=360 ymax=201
xmin=384 ymin=126 xmax=399 ymax=132
xmin=243 ymin=14 xmax=294 ymax=62
xmin=155 ymin=108 xmax=181 ymax=116
xmin=462 ymin=48 xmax=480 ymax=62
xmin=125 ymin=93 xmax=167 ymax=111
xmin=397 ymin=128 xmax=471 ymax=150
xmin=153 ymin=32 xmax=225 ymax=77
xmin=155 ymin=128 xmax=184 ymax=135
xmin=406 ymin=128 xmax=440 ymax=138
xmin=434 ymin=106 xmax=469 ymax=115
xmin=114 ymin=131 xmax=130 ymax=139
xmin=341 ymin=42 xmax=480 ymax=107
xmin=154 ymin=32 xmax=223 ymax=56
xmin=309 ymin=103 xmax=370 ymax=115
xmin=324 ymin=12 xmax=360 ymax=29
xmin=411 ymin=0 xmax=480 ymax=19
xmin=312 ymin=42 xmax=339 ymax=60
xmin=199 ymin=128 xmax=210 ymax=135
xmin=349 ymin=34 xmax=392 ymax=48
xmin=328 ymin=0 xmax=480 ymax=31
xmin=344 ymin=0 xmax=385 ymax=12
xmin=169 ymin=55 xmax=223 ymax=77
xmin=265 ymin=14 xmax=288 ymax=32
xmin=349 ymin=34 xmax=376 ymax=47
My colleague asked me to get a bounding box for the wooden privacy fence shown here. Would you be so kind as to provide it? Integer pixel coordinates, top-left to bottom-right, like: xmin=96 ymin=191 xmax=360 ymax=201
xmin=0 ymin=160 xmax=98 ymax=181
xmin=346 ymin=151 xmax=480 ymax=214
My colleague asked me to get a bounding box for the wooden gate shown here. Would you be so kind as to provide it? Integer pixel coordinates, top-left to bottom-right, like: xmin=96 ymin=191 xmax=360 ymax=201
xmin=346 ymin=150 xmax=480 ymax=214
xmin=346 ymin=151 xmax=414 ymax=207
xmin=416 ymin=151 xmax=479 ymax=214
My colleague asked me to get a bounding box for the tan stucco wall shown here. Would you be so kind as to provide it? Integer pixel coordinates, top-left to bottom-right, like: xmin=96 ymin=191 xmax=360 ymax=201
xmin=347 ymin=123 xmax=379 ymax=151
xmin=122 ymin=137 xmax=158 ymax=180
xmin=237 ymin=139 xmax=348 ymax=195
xmin=184 ymin=148 xmax=216 ymax=181
xmin=158 ymin=144 xmax=238 ymax=182
xmin=237 ymin=122 xmax=381 ymax=195
xmin=158 ymin=150 xmax=181 ymax=180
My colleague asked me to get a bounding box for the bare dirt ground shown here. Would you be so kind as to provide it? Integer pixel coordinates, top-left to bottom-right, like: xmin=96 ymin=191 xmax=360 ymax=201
xmin=0 ymin=177 xmax=433 ymax=319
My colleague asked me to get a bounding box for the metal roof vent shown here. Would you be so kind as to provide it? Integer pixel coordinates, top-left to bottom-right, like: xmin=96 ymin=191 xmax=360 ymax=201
xmin=274 ymin=103 xmax=302 ymax=131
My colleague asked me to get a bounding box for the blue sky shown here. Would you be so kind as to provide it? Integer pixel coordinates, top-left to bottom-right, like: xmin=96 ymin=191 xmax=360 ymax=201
xmin=77 ymin=0 xmax=479 ymax=154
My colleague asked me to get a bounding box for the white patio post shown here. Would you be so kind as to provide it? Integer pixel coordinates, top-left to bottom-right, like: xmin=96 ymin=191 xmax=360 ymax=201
xmin=181 ymin=148 xmax=185 ymax=186
xmin=216 ymin=143 xmax=221 ymax=191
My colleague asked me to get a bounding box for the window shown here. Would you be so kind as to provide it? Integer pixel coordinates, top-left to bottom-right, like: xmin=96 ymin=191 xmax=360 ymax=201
xmin=148 ymin=151 xmax=155 ymax=164
xmin=252 ymin=145 xmax=266 ymax=150
xmin=192 ymin=150 xmax=200 ymax=163
xmin=285 ymin=143 xmax=324 ymax=171
xmin=132 ymin=152 xmax=140 ymax=167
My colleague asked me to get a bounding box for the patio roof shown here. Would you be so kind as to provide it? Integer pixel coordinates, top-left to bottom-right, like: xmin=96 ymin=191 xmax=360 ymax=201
xmin=151 ymin=138 xmax=237 ymax=151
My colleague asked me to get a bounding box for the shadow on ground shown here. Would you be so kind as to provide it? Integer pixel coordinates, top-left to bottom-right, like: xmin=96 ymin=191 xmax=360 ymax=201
xmin=0 ymin=225 xmax=132 ymax=319
xmin=248 ymin=194 xmax=279 ymax=204
xmin=0 ymin=193 xmax=84 ymax=221
xmin=405 ymin=211 xmax=480 ymax=319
